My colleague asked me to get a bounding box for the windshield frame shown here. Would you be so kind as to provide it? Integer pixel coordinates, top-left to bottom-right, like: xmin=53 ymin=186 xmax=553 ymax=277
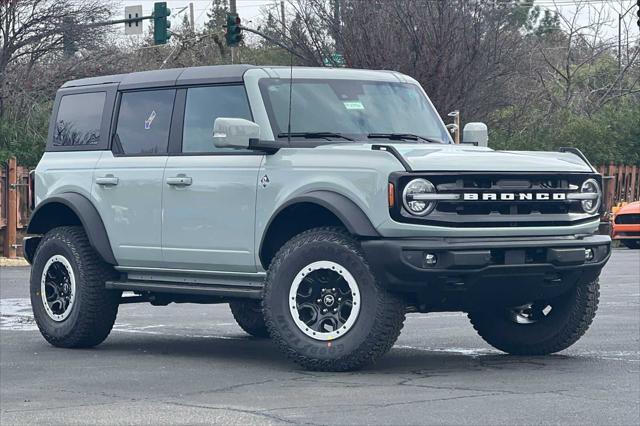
xmin=257 ymin=77 xmax=452 ymax=145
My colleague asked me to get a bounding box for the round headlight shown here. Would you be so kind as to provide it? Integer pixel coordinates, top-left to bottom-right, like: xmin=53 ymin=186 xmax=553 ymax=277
xmin=580 ymin=178 xmax=601 ymax=215
xmin=402 ymin=179 xmax=436 ymax=216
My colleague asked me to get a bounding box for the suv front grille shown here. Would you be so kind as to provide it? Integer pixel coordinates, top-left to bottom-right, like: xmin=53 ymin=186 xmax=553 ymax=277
xmin=391 ymin=172 xmax=600 ymax=227
xmin=615 ymin=214 xmax=640 ymax=224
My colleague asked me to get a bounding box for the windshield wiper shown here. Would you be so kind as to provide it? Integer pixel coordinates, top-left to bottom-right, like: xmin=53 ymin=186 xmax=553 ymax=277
xmin=367 ymin=133 xmax=441 ymax=144
xmin=277 ymin=132 xmax=355 ymax=141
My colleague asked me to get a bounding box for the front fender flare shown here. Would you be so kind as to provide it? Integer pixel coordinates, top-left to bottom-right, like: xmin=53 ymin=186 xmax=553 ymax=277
xmin=27 ymin=193 xmax=117 ymax=265
xmin=264 ymin=190 xmax=380 ymax=239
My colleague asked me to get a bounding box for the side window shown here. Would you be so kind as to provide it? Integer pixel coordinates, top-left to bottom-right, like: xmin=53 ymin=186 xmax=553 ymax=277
xmin=182 ymin=85 xmax=252 ymax=153
xmin=53 ymin=92 xmax=106 ymax=146
xmin=115 ymin=89 xmax=175 ymax=155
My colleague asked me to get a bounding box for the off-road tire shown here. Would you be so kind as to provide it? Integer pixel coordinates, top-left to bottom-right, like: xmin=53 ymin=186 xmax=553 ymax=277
xmin=468 ymin=278 xmax=600 ymax=355
xmin=229 ymin=300 xmax=269 ymax=338
xmin=622 ymin=240 xmax=640 ymax=249
xmin=30 ymin=226 xmax=121 ymax=348
xmin=263 ymin=227 xmax=405 ymax=371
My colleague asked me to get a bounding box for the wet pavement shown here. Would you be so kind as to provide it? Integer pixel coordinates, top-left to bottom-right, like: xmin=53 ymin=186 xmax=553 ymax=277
xmin=1 ymin=249 xmax=638 ymax=425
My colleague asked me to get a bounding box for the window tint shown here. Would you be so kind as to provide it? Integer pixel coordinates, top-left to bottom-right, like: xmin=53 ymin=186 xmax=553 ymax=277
xmin=53 ymin=92 xmax=106 ymax=146
xmin=115 ymin=90 xmax=175 ymax=155
xmin=182 ymin=85 xmax=252 ymax=153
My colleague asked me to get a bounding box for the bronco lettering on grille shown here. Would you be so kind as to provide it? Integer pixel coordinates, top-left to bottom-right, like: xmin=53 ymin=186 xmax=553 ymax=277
xmin=462 ymin=193 xmax=567 ymax=201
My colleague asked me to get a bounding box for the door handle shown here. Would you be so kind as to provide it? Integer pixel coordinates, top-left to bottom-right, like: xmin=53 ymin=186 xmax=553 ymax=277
xmin=166 ymin=176 xmax=193 ymax=186
xmin=95 ymin=175 xmax=119 ymax=186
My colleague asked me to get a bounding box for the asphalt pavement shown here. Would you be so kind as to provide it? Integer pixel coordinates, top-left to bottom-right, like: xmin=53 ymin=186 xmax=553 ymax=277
xmin=1 ymin=249 xmax=639 ymax=425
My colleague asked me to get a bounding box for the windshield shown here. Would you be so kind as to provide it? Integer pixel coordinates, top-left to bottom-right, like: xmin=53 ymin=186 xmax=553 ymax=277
xmin=258 ymin=78 xmax=451 ymax=143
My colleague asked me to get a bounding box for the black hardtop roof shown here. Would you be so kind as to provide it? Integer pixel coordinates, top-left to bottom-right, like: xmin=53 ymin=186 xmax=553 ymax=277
xmin=61 ymin=64 xmax=258 ymax=90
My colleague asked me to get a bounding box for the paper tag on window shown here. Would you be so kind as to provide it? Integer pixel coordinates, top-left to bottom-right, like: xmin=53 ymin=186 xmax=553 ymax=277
xmin=144 ymin=110 xmax=157 ymax=130
xmin=343 ymin=101 xmax=364 ymax=110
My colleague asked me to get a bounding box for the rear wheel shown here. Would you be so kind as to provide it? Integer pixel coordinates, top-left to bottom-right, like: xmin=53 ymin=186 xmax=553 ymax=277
xmin=468 ymin=278 xmax=600 ymax=355
xmin=622 ymin=240 xmax=640 ymax=249
xmin=263 ymin=227 xmax=405 ymax=371
xmin=229 ymin=300 xmax=269 ymax=338
xmin=30 ymin=226 xmax=121 ymax=348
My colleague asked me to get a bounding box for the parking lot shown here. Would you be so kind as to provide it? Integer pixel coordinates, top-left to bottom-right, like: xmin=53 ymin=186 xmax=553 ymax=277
xmin=1 ymin=249 xmax=638 ymax=425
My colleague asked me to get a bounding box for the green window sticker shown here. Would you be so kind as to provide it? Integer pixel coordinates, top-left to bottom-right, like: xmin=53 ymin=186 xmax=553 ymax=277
xmin=343 ymin=101 xmax=365 ymax=110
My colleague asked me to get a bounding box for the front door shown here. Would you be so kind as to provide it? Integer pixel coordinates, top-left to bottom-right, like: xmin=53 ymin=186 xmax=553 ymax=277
xmin=92 ymin=89 xmax=176 ymax=267
xmin=161 ymin=85 xmax=263 ymax=272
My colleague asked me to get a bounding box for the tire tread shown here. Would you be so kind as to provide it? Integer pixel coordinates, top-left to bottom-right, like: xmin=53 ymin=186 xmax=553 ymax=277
xmin=32 ymin=226 xmax=120 ymax=348
xmin=468 ymin=278 xmax=600 ymax=355
xmin=263 ymin=227 xmax=405 ymax=371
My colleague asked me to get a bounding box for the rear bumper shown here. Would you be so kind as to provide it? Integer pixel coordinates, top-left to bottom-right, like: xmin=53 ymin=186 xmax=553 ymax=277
xmin=361 ymin=234 xmax=611 ymax=310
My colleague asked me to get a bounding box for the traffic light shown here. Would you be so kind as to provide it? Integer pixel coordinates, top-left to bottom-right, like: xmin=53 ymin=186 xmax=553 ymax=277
xmin=153 ymin=2 xmax=171 ymax=45
xmin=637 ymin=0 xmax=640 ymax=28
xmin=225 ymin=13 xmax=243 ymax=47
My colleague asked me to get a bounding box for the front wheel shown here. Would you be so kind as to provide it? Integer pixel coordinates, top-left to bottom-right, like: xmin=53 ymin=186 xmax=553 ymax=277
xmin=263 ymin=227 xmax=406 ymax=371
xmin=622 ymin=240 xmax=640 ymax=249
xmin=468 ymin=278 xmax=600 ymax=355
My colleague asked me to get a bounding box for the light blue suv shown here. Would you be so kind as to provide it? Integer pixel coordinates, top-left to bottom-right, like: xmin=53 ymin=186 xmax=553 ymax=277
xmin=25 ymin=65 xmax=610 ymax=371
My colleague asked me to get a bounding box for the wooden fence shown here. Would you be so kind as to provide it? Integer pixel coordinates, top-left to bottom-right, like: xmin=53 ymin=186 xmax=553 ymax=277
xmin=0 ymin=164 xmax=31 ymax=229
xmin=597 ymin=164 xmax=639 ymax=213
xmin=0 ymin=159 xmax=639 ymax=257
xmin=1 ymin=158 xmax=31 ymax=258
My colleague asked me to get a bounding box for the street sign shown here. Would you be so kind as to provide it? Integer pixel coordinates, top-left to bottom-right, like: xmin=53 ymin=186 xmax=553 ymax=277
xmin=322 ymin=53 xmax=346 ymax=67
xmin=125 ymin=5 xmax=143 ymax=35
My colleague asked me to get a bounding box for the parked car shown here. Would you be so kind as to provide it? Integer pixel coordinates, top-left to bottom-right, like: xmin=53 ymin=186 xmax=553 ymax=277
xmin=24 ymin=65 xmax=610 ymax=371
xmin=612 ymin=201 xmax=640 ymax=249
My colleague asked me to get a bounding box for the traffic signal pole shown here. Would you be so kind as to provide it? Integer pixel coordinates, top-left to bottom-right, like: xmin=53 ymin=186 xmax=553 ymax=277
xmin=78 ymin=2 xmax=171 ymax=45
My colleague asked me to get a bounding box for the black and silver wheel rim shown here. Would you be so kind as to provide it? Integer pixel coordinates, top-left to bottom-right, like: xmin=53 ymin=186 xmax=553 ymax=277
xmin=508 ymin=303 xmax=553 ymax=324
xmin=288 ymin=260 xmax=361 ymax=341
xmin=40 ymin=255 xmax=76 ymax=322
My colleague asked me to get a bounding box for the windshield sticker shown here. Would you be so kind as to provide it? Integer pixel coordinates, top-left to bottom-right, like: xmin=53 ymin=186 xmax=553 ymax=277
xmin=144 ymin=110 xmax=157 ymax=130
xmin=343 ymin=101 xmax=364 ymax=110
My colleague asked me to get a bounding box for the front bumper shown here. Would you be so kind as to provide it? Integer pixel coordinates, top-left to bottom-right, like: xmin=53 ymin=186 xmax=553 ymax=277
xmin=612 ymin=223 xmax=640 ymax=240
xmin=361 ymin=234 xmax=611 ymax=310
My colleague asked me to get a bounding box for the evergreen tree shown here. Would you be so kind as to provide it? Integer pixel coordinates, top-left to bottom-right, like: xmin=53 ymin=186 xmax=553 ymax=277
xmin=205 ymin=0 xmax=229 ymax=33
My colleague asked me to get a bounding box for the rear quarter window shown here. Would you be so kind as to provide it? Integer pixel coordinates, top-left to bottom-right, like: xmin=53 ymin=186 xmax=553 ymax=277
xmin=53 ymin=92 xmax=106 ymax=147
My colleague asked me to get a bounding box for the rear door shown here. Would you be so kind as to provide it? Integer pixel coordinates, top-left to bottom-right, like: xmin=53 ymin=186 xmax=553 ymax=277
xmin=161 ymin=85 xmax=263 ymax=272
xmin=91 ymin=89 xmax=176 ymax=267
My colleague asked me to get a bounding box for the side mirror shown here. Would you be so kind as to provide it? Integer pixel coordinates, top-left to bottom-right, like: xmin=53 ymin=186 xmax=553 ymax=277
xmin=463 ymin=122 xmax=488 ymax=147
xmin=213 ymin=117 xmax=260 ymax=149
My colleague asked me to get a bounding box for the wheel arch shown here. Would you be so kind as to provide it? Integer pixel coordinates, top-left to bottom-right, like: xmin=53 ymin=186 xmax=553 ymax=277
xmin=26 ymin=193 xmax=117 ymax=265
xmin=259 ymin=191 xmax=379 ymax=269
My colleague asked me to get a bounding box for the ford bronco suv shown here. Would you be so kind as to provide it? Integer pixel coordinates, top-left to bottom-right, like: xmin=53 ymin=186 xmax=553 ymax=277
xmin=25 ymin=65 xmax=610 ymax=371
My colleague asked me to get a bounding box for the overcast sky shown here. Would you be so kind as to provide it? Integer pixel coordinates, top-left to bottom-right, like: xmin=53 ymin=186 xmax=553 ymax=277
xmin=119 ymin=0 xmax=639 ymax=42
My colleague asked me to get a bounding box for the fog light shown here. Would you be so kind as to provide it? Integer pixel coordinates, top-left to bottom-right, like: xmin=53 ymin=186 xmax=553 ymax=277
xmin=585 ymin=248 xmax=594 ymax=261
xmin=424 ymin=253 xmax=438 ymax=266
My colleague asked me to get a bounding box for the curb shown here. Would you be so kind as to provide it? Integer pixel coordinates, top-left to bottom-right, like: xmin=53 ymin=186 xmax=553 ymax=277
xmin=0 ymin=257 xmax=30 ymax=267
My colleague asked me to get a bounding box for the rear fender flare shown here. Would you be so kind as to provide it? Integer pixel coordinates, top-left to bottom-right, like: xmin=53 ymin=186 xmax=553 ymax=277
xmin=27 ymin=193 xmax=117 ymax=265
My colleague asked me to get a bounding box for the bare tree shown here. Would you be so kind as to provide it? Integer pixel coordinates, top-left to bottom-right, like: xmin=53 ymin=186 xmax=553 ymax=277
xmin=0 ymin=0 xmax=112 ymax=115
xmin=527 ymin=0 xmax=639 ymax=116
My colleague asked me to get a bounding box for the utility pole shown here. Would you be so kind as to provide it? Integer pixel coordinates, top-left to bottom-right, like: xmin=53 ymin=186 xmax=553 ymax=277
xmin=281 ymin=1 xmax=286 ymax=34
xmin=230 ymin=0 xmax=237 ymax=64
xmin=189 ymin=2 xmax=195 ymax=32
